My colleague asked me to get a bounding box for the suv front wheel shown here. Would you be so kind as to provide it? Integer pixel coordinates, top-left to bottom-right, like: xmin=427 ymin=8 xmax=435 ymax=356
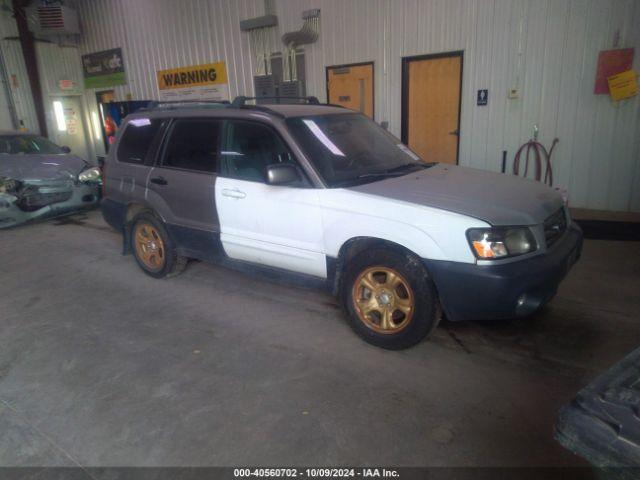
xmin=130 ymin=212 xmax=187 ymax=278
xmin=342 ymin=248 xmax=440 ymax=349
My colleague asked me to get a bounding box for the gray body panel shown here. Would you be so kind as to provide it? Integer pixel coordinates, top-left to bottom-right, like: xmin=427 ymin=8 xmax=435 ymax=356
xmin=349 ymin=163 xmax=563 ymax=226
xmin=145 ymin=167 xmax=219 ymax=232
xmin=143 ymin=118 xmax=220 ymax=233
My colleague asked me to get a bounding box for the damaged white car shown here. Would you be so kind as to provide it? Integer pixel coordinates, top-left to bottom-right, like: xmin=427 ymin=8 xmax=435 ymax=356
xmin=0 ymin=132 xmax=101 ymax=229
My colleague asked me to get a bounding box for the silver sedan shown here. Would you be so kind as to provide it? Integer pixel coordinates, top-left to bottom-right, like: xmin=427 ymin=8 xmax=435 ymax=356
xmin=0 ymin=132 xmax=101 ymax=228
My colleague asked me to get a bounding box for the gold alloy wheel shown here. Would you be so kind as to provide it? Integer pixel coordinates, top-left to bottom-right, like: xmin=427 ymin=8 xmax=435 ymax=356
xmin=133 ymin=222 xmax=166 ymax=272
xmin=352 ymin=266 xmax=415 ymax=334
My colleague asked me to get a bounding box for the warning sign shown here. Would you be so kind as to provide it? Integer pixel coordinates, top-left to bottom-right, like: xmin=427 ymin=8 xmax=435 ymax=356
xmin=157 ymin=62 xmax=229 ymax=101
xmin=607 ymin=70 xmax=638 ymax=101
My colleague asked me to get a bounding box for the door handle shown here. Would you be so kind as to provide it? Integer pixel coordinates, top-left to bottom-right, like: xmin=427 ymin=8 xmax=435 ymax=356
xmin=448 ymin=129 xmax=460 ymax=136
xmin=222 ymin=188 xmax=246 ymax=199
xmin=150 ymin=176 xmax=168 ymax=185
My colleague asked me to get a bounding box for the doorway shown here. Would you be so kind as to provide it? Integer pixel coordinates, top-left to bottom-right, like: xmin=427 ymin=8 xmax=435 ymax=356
xmin=96 ymin=90 xmax=115 ymax=150
xmin=326 ymin=62 xmax=374 ymax=119
xmin=401 ymin=51 xmax=463 ymax=164
xmin=51 ymin=96 xmax=90 ymax=161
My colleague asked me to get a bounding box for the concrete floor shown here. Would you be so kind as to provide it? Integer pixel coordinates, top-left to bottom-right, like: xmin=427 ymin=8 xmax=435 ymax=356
xmin=1 ymin=210 xmax=639 ymax=470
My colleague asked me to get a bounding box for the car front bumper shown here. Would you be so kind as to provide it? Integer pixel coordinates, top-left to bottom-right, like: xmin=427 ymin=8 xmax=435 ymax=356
xmin=424 ymin=222 xmax=583 ymax=322
xmin=0 ymin=183 xmax=100 ymax=229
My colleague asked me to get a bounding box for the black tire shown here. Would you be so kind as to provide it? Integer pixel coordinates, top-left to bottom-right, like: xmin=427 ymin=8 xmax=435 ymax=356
xmin=342 ymin=247 xmax=440 ymax=350
xmin=130 ymin=212 xmax=187 ymax=278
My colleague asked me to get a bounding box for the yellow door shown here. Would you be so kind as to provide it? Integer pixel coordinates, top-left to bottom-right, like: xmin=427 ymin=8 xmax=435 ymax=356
xmin=327 ymin=63 xmax=374 ymax=119
xmin=403 ymin=54 xmax=462 ymax=164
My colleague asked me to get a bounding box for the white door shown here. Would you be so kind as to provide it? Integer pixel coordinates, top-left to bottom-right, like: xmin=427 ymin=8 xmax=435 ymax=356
xmin=215 ymin=120 xmax=326 ymax=278
xmin=51 ymin=96 xmax=90 ymax=161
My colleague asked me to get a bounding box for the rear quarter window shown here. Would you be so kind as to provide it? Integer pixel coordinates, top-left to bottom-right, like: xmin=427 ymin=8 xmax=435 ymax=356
xmin=117 ymin=118 xmax=163 ymax=164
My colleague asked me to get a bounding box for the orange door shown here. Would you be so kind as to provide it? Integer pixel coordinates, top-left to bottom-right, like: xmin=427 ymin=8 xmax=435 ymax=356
xmin=327 ymin=63 xmax=374 ymax=118
xmin=403 ymin=53 xmax=462 ymax=164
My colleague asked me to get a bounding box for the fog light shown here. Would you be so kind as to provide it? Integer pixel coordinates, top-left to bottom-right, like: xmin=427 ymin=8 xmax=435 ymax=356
xmin=516 ymin=294 xmax=527 ymax=307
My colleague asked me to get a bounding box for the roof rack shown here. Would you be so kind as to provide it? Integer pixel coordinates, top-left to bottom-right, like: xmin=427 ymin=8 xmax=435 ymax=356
xmin=142 ymin=100 xmax=230 ymax=111
xmin=230 ymin=96 xmax=320 ymax=108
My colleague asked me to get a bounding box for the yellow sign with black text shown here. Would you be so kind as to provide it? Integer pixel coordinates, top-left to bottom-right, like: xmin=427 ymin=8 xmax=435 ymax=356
xmin=157 ymin=62 xmax=229 ymax=101
xmin=607 ymin=70 xmax=638 ymax=101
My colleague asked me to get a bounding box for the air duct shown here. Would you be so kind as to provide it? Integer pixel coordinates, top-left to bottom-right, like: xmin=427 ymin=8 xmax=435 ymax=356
xmin=281 ymin=9 xmax=320 ymax=47
xmin=281 ymin=9 xmax=320 ymax=82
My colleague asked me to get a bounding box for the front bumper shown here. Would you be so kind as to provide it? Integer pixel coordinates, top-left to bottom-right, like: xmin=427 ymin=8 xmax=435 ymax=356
xmin=0 ymin=183 xmax=100 ymax=229
xmin=424 ymin=223 xmax=583 ymax=322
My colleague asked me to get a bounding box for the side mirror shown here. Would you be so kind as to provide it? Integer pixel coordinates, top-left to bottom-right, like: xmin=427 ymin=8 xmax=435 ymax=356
xmin=266 ymin=163 xmax=301 ymax=186
xmin=61 ymin=146 xmax=71 ymax=153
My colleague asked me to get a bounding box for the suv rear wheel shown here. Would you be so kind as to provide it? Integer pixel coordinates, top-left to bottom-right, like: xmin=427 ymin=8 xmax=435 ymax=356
xmin=342 ymin=248 xmax=440 ymax=349
xmin=131 ymin=213 xmax=187 ymax=278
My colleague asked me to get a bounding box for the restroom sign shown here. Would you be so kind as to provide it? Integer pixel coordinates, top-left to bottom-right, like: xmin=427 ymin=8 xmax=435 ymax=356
xmin=477 ymin=89 xmax=488 ymax=106
xmin=157 ymin=62 xmax=229 ymax=101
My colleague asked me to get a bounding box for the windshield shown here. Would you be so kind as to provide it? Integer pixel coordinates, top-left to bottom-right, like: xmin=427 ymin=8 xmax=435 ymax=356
xmin=0 ymin=135 xmax=64 ymax=155
xmin=286 ymin=113 xmax=432 ymax=187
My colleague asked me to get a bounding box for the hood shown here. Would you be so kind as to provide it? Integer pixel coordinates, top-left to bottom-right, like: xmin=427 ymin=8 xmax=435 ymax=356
xmin=350 ymin=163 xmax=563 ymax=226
xmin=0 ymin=154 xmax=88 ymax=183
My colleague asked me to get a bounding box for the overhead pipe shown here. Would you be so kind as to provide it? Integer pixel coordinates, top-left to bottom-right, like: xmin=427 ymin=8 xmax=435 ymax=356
xmin=281 ymin=9 xmax=320 ymax=82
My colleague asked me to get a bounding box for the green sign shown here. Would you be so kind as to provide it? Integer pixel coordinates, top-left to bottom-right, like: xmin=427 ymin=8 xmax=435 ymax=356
xmin=84 ymin=71 xmax=126 ymax=89
xmin=81 ymin=48 xmax=126 ymax=89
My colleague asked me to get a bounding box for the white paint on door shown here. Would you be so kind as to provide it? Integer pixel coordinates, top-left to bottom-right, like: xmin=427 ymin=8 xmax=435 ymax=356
xmin=215 ymin=176 xmax=327 ymax=278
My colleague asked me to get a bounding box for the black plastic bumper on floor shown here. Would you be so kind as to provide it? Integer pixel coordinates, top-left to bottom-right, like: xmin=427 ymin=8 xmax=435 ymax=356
xmin=556 ymin=346 xmax=640 ymax=474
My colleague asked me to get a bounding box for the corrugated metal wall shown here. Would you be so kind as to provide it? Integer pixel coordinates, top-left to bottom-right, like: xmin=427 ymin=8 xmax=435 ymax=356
xmin=1 ymin=10 xmax=91 ymax=156
xmin=77 ymin=0 xmax=266 ymax=100
xmin=35 ymin=41 xmax=90 ymax=148
xmin=5 ymin=0 xmax=639 ymax=211
xmin=0 ymin=13 xmax=39 ymax=133
xmin=75 ymin=0 xmax=271 ymax=156
xmin=273 ymin=0 xmax=640 ymax=212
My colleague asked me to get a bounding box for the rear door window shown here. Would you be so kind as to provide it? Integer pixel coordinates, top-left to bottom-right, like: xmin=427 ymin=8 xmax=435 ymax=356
xmin=117 ymin=118 xmax=163 ymax=164
xmin=161 ymin=119 xmax=221 ymax=173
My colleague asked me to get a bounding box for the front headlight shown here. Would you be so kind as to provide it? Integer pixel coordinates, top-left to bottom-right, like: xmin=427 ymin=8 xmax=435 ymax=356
xmin=467 ymin=227 xmax=537 ymax=259
xmin=78 ymin=166 xmax=101 ymax=183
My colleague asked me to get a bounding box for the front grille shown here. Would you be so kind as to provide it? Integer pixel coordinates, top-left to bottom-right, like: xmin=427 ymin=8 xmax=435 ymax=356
xmin=543 ymin=208 xmax=567 ymax=247
xmin=18 ymin=190 xmax=73 ymax=212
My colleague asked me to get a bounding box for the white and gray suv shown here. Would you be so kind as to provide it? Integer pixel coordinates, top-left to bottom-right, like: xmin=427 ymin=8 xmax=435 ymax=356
xmin=101 ymin=97 xmax=582 ymax=349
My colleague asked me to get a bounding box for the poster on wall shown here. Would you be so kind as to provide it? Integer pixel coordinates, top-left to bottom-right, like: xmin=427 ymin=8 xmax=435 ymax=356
xmin=594 ymin=48 xmax=634 ymax=94
xmin=82 ymin=48 xmax=126 ymax=89
xmin=64 ymin=107 xmax=78 ymax=135
xmin=607 ymin=70 xmax=638 ymax=101
xmin=157 ymin=62 xmax=229 ymax=101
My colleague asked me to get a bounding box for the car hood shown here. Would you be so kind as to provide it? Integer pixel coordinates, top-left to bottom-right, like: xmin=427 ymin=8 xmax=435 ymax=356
xmin=349 ymin=163 xmax=563 ymax=226
xmin=0 ymin=154 xmax=88 ymax=182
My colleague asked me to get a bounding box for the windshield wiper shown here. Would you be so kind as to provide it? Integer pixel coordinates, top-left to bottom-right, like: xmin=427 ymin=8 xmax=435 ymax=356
xmin=386 ymin=162 xmax=435 ymax=173
xmin=356 ymin=162 xmax=435 ymax=179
